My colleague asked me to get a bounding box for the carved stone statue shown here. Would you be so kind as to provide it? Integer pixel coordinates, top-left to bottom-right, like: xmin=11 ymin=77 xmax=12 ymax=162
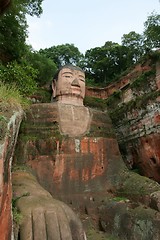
xmin=12 ymin=65 xmax=90 ymax=240
xmin=52 ymin=65 xmax=85 ymax=106
xmin=13 ymin=171 xmax=86 ymax=240
xmin=52 ymin=65 xmax=90 ymax=137
xmin=13 ymin=64 xmax=160 ymax=239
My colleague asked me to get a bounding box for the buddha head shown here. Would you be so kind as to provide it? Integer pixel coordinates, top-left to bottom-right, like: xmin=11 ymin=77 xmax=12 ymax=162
xmin=52 ymin=65 xmax=85 ymax=106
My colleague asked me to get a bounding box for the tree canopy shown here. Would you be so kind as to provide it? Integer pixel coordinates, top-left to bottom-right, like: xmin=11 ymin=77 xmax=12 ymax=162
xmin=0 ymin=0 xmax=44 ymax=97
xmin=39 ymin=44 xmax=84 ymax=68
xmin=143 ymin=11 xmax=160 ymax=49
xmin=25 ymin=51 xmax=57 ymax=86
xmin=0 ymin=6 xmax=160 ymax=93
xmin=121 ymin=31 xmax=144 ymax=62
xmin=85 ymin=42 xmax=134 ymax=85
xmin=0 ymin=0 xmax=43 ymax=63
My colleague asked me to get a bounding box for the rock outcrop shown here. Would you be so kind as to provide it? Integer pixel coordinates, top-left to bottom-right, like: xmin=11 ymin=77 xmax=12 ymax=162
xmin=85 ymin=62 xmax=152 ymax=100
xmin=0 ymin=107 xmax=23 ymax=240
xmin=114 ymin=100 xmax=160 ymax=182
xmin=110 ymin=59 xmax=160 ymax=183
xmin=86 ymin=54 xmax=160 ymax=184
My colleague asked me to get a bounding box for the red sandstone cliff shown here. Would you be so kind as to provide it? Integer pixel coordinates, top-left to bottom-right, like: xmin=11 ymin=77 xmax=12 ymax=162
xmin=0 ymin=108 xmax=23 ymax=240
xmin=85 ymin=53 xmax=160 ymax=183
xmin=106 ymin=56 xmax=160 ymax=183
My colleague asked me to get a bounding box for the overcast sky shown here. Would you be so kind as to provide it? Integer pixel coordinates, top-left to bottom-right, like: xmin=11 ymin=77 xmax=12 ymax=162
xmin=26 ymin=0 xmax=160 ymax=54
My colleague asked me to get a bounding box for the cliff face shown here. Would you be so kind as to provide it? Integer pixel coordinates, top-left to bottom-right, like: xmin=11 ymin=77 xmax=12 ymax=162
xmin=85 ymin=53 xmax=160 ymax=184
xmin=114 ymin=99 xmax=160 ymax=182
xmin=0 ymin=107 xmax=23 ymax=240
xmin=110 ymin=58 xmax=160 ymax=183
xmin=86 ymin=61 xmax=152 ymax=100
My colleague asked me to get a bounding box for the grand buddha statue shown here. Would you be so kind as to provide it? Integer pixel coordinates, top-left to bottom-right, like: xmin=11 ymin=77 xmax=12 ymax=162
xmin=13 ymin=65 xmax=160 ymax=239
xmin=51 ymin=65 xmax=90 ymax=137
xmin=12 ymin=65 xmax=91 ymax=240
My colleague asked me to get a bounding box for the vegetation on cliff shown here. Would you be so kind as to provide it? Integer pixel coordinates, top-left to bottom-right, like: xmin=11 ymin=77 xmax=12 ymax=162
xmin=0 ymin=82 xmax=29 ymax=142
xmin=0 ymin=3 xmax=159 ymax=95
xmin=0 ymin=82 xmax=29 ymax=109
xmin=108 ymin=88 xmax=160 ymax=124
xmin=83 ymin=50 xmax=160 ymax=135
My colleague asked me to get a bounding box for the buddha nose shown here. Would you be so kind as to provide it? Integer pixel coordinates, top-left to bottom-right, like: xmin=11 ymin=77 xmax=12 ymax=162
xmin=71 ymin=78 xmax=80 ymax=87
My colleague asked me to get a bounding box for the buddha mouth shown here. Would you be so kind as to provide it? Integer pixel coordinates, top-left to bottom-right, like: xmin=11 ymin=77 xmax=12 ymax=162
xmin=71 ymin=85 xmax=81 ymax=94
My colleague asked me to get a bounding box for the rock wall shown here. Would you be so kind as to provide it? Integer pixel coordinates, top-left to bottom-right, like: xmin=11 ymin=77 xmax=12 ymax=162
xmin=86 ymin=63 xmax=152 ymax=100
xmin=114 ymin=98 xmax=160 ymax=182
xmin=110 ymin=60 xmax=160 ymax=183
xmin=0 ymin=109 xmax=23 ymax=240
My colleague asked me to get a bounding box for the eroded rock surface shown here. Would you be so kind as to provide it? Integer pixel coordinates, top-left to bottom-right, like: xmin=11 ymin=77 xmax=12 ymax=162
xmin=114 ymin=99 xmax=160 ymax=183
xmin=14 ymin=102 xmax=160 ymax=240
xmin=12 ymin=170 xmax=86 ymax=240
xmin=0 ymin=108 xmax=23 ymax=240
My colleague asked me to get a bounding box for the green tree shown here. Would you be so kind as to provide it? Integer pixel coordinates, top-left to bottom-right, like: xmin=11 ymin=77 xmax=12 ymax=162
xmin=19 ymin=0 xmax=43 ymax=17
xmin=121 ymin=31 xmax=144 ymax=62
xmin=0 ymin=7 xmax=27 ymax=62
xmin=11 ymin=0 xmax=43 ymax=17
xmin=0 ymin=0 xmax=43 ymax=63
xmin=85 ymin=42 xmax=132 ymax=86
xmin=39 ymin=44 xmax=84 ymax=68
xmin=25 ymin=51 xmax=57 ymax=86
xmin=0 ymin=61 xmax=38 ymax=96
xmin=143 ymin=12 xmax=160 ymax=50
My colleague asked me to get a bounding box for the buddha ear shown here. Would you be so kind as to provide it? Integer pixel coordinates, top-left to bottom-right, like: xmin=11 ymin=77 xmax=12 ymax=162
xmin=52 ymin=79 xmax=57 ymax=98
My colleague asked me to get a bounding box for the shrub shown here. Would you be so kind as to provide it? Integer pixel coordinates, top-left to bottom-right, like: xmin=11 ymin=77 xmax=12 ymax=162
xmin=0 ymin=61 xmax=38 ymax=96
xmin=84 ymin=96 xmax=107 ymax=110
xmin=0 ymin=81 xmax=29 ymax=109
xmin=130 ymin=70 xmax=156 ymax=90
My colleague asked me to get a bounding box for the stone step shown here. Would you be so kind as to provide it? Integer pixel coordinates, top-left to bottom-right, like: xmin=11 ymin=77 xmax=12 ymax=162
xmin=21 ymin=121 xmax=60 ymax=137
xmin=25 ymin=116 xmax=58 ymax=125
xmin=28 ymin=103 xmax=57 ymax=114
xmin=25 ymin=103 xmax=59 ymax=123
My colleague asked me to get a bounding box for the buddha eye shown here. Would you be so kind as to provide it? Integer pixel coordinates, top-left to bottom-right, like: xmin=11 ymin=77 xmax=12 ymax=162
xmin=65 ymin=75 xmax=71 ymax=78
xmin=78 ymin=74 xmax=85 ymax=82
xmin=79 ymin=78 xmax=85 ymax=82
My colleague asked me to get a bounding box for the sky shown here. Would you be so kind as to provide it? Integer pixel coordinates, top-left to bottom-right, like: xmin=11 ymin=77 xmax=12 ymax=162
xmin=26 ymin=0 xmax=160 ymax=54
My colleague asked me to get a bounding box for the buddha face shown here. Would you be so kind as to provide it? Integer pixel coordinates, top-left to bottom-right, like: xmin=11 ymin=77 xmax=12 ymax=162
xmin=52 ymin=66 xmax=85 ymax=106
